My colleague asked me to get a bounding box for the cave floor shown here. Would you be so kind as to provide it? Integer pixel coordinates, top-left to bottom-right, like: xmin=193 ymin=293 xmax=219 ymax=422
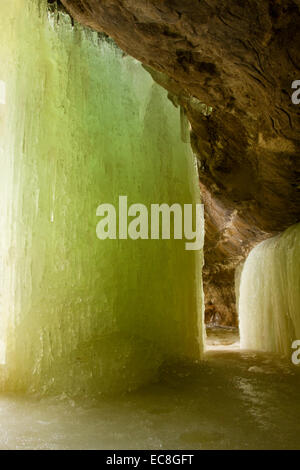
xmin=205 ymin=325 xmax=240 ymax=351
xmin=0 ymin=329 xmax=299 ymax=450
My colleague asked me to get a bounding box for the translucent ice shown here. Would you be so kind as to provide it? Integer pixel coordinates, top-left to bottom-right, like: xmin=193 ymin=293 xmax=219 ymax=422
xmin=0 ymin=0 xmax=204 ymax=395
xmin=238 ymin=223 xmax=300 ymax=355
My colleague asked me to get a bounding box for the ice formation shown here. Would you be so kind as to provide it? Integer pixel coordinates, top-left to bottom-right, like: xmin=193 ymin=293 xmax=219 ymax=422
xmin=238 ymin=223 xmax=300 ymax=355
xmin=0 ymin=0 xmax=204 ymax=395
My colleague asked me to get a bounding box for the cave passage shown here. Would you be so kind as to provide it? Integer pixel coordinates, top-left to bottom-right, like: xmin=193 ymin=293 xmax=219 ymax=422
xmin=0 ymin=0 xmax=300 ymax=451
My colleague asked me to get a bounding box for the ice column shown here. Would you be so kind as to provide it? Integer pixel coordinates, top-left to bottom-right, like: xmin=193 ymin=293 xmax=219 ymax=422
xmin=238 ymin=223 xmax=300 ymax=355
xmin=0 ymin=0 xmax=204 ymax=395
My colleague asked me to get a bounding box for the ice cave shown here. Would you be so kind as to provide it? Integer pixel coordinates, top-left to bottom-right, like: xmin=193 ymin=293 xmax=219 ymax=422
xmin=0 ymin=0 xmax=299 ymax=451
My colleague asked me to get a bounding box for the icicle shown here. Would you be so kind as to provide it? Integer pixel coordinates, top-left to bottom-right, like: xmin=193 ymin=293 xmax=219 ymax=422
xmin=180 ymin=106 xmax=190 ymax=143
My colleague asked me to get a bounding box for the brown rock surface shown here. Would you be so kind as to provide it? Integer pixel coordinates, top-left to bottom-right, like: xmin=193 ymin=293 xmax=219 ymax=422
xmin=59 ymin=0 xmax=300 ymax=325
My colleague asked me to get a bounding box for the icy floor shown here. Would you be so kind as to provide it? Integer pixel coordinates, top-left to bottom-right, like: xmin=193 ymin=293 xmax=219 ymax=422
xmin=0 ymin=329 xmax=299 ymax=450
xmin=205 ymin=325 xmax=240 ymax=351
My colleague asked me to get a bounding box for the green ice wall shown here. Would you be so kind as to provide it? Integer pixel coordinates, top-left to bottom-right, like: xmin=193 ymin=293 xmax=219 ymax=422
xmin=0 ymin=0 xmax=204 ymax=395
xmin=238 ymin=223 xmax=300 ymax=356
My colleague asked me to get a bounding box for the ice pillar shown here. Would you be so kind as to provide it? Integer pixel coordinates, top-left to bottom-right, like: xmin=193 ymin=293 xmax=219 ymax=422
xmin=238 ymin=223 xmax=300 ymax=355
xmin=0 ymin=0 xmax=204 ymax=394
